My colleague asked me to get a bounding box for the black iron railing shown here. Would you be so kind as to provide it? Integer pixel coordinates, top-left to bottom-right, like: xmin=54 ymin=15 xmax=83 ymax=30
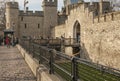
xmin=19 ymin=38 xmax=120 ymax=81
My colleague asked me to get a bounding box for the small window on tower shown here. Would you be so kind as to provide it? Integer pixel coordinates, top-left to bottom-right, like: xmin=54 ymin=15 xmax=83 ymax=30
xmin=38 ymin=24 xmax=40 ymax=29
xmin=21 ymin=17 xmax=23 ymax=21
xmin=25 ymin=24 xmax=27 ymax=29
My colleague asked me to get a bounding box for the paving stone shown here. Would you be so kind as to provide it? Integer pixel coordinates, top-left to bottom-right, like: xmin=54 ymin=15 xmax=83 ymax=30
xmin=0 ymin=46 xmax=36 ymax=81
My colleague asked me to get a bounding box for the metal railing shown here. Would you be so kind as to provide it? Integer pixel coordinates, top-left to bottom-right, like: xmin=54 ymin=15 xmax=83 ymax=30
xmin=20 ymin=38 xmax=120 ymax=81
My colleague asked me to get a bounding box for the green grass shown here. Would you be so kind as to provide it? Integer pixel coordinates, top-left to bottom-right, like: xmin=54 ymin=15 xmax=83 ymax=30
xmin=54 ymin=62 xmax=120 ymax=81
xmin=54 ymin=66 xmax=72 ymax=81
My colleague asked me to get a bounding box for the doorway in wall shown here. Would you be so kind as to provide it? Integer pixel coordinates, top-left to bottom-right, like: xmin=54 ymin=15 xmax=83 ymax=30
xmin=73 ymin=20 xmax=80 ymax=57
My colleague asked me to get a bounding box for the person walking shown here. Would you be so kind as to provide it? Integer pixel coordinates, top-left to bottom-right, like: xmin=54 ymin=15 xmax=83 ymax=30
xmin=5 ymin=36 xmax=10 ymax=48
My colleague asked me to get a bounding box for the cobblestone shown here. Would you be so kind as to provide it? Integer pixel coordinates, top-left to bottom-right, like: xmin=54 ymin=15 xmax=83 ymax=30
xmin=0 ymin=46 xmax=36 ymax=81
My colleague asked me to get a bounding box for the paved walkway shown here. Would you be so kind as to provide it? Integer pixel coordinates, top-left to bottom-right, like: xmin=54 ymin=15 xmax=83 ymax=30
xmin=0 ymin=46 xmax=36 ymax=81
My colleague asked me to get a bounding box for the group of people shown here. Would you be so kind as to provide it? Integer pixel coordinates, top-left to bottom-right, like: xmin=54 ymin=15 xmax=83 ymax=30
xmin=5 ymin=36 xmax=19 ymax=48
xmin=0 ymin=35 xmax=19 ymax=48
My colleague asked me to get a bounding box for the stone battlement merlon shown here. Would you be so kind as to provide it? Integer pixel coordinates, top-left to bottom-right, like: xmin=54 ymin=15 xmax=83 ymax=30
xmin=66 ymin=2 xmax=98 ymax=15
xmin=66 ymin=1 xmax=111 ymax=16
xmin=6 ymin=2 xmax=19 ymax=9
xmin=66 ymin=2 xmax=84 ymax=15
xmin=42 ymin=0 xmax=57 ymax=7
xmin=19 ymin=10 xmax=44 ymax=17
xmin=93 ymin=11 xmax=120 ymax=24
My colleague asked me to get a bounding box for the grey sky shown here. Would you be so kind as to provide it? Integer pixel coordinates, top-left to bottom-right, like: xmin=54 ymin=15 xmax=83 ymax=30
xmin=16 ymin=0 xmax=64 ymax=11
xmin=16 ymin=0 xmax=118 ymax=11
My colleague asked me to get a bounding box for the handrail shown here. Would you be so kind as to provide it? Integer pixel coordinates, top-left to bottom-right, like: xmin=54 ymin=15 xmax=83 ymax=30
xmin=19 ymin=38 xmax=120 ymax=81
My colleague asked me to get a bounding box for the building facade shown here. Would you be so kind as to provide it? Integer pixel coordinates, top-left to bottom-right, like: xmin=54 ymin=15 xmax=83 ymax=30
xmin=5 ymin=0 xmax=57 ymax=38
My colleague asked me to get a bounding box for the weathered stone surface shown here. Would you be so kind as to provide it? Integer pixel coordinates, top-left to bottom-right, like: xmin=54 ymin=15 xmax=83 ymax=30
xmin=54 ymin=3 xmax=120 ymax=70
xmin=0 ymin=46 xmax=36 ymax=81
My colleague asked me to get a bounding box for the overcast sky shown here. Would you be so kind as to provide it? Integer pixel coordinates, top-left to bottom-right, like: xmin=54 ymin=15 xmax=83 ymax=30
xmin=15 ymin=0 xmax=119 ymax=11
xmin=15 ymin=0 xmax=64 ymax=11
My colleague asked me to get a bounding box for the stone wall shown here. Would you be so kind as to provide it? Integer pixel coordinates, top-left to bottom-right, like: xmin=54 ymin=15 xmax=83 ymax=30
xmin=81 ymin=18 xmax=120 ymax=70
xmin=54 ymin=24 xmax=66 ymax=38
xmin=93 ymin=12 xmax=120 ymax=23
xmin=19 ymin=16 xmax=43 ymax=38
xmin=54 ymin=3 xmax=120 ymax=70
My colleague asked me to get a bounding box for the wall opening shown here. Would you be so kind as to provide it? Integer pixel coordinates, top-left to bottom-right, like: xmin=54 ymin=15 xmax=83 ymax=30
xmin=73 ymin=20 xmax=81 ymax=57
xmin=73 ymin=20 xmax=80 ymax=43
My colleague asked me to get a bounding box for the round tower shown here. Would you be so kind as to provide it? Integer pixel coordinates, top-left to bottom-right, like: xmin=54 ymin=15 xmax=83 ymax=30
xmin=6 ymin=1 xmax=19 ymax=37
xmin=42 ymin=0 xmax=58 ymax=38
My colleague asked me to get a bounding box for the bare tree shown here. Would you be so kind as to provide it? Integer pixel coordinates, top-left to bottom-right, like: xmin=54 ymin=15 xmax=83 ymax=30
xmin=0 ymin=0 xmax=9 ymax=28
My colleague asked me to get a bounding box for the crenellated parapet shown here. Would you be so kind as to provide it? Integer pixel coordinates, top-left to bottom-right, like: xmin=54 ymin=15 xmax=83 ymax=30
xmin=19 ymin=11 xmax=44 ymax=17
xmin=6 ymin=2 xmax=19 ymax=9
xmin=93 ymin=11 xmax=120 ymax=24
xmin=65 ymin=2 xmax=84 ymax=15
xmin=42 ymin=0 xmax=57 ymax=7
xmin=65 ymin=1 xmax=111 ymax=16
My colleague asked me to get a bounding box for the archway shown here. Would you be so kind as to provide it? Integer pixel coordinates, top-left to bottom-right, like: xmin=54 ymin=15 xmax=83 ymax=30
xmin=73 ymin=21 xmax=81 ymax=57
xmin=73 ymin=21 xmax=80 ymax=43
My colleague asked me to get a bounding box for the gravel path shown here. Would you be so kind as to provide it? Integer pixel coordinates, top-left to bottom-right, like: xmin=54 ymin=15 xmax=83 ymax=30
xmin=0 ymin=46 xmax=36 ymax=81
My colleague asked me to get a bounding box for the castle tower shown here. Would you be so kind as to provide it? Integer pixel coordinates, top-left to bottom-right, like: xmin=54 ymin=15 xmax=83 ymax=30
xmin=42 ymin=0 xmax=58 ymax=38
xmin=6 ymin=1 xmax=19 ymax=37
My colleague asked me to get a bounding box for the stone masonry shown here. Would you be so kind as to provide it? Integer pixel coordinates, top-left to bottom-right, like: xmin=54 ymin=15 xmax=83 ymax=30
xmin=54 ymin=1 xmax=120 ymax=70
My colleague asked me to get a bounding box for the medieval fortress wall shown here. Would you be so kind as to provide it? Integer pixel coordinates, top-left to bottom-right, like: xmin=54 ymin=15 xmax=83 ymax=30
xmin=55 ymin=3 xmax=120 ymax=70
xmin=19 ymin=11 xmax=44 ymax=38
xmin=5 ymin=0 xmax=57 ymax=38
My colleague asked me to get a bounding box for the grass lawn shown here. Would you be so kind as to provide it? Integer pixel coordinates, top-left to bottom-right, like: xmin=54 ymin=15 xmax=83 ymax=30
xmin=54 ymin=62 xmax=120 ymax=81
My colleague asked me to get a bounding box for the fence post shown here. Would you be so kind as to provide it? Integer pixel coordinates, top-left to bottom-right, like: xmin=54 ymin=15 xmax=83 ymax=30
xmin=72 ymin=57 xmax=78 ymax=81
xmin=49 ymin=50 xmax=54 ymax=74
xmin=39 ymin=46 xmax=42 ymax=64
xmin=32 ymin=44 xmax=35 ymax=58
xmin=28 ymin=38 xmax=31 ymax=53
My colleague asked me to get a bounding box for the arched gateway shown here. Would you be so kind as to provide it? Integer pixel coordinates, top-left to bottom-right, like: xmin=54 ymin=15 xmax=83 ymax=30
xmin=73 ymin=20 xmax=80 ymax=43
xmin=73 ymin=21 xmax=81 ymax=56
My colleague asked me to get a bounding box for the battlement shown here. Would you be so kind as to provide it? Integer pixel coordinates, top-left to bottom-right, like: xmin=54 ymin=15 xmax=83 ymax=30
xmin=42 ymin=0 xmax=57 ymax=7
xmin=19 ymin=11 xmax=44 ymax=17
xmin=66 ymin=1 xmax=110 ymax=16
xmin=66 ymin=2 xmax=84 ymax=15
xmin=93 ymin=11 xmax=120 ymax=24
xmin=6 ymin=2 xmax=19 ymax=9
xmin=66 ymin=2 xmax=98 ymax=15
